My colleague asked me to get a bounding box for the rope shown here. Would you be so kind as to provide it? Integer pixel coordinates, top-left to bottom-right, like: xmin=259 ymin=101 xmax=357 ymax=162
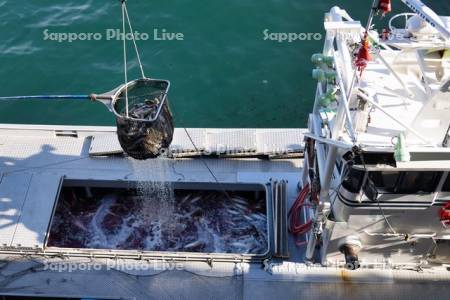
xmin=120 ymin=0 xmax=148 ymax=117
xmin=124 ymin=4 xmax=146 ymax=79
xmin=358 ymin=148 xmax=398 ymax=235
xmin=183 ymin=128 xmax=220 ymax=183
xmin=183 ymin=127 xmax=234 ymax=202
xmin=118 ymin=0 xmax=219 ymax=189
xmin=121 ymin=1 xmax=129 ymax=117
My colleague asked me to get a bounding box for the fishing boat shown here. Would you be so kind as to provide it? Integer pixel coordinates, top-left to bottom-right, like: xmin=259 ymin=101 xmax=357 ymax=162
xmin=0 ymin=0 xmax=449 ymax=299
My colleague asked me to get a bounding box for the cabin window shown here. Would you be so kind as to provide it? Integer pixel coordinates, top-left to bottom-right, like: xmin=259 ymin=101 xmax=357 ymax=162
xmin=342 ymin=167 xmax=365 ymax=193
xmin=442 ymin=174 xmax=450 ymax=192
xmin=368 ymin=171 xmax=442 ymax=194
xmin=341 ymin=167 xmax=443 ymax=195
xmin=368 ymin=171 xmax=398 ymax=193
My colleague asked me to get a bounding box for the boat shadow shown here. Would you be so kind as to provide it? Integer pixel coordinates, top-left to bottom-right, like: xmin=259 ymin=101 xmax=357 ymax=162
xmin=0 ymin=141 xmax=92 ymax=247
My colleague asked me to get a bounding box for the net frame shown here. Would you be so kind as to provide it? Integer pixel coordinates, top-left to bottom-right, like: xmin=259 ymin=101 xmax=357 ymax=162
xmin=111 ymin=78 xmax=171 ymax=123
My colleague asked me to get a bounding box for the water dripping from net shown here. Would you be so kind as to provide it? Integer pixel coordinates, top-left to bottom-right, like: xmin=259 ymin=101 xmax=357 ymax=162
xmin=130 ymin=157 xmax=177 ymax=244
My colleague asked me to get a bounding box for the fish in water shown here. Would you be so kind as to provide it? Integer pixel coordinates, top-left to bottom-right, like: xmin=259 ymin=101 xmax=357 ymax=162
xmin=251 ymin=213 xmax=267 ymax=222
xmin=243 ymin=215 xmax=253 ymax=222
xmin=48 ymin=188 xmax=268 ymax=255
xmin=72 ymin=218 xmax=88 ymax=231
xmin=232 ymin=197 xmax=248 ymax=206
xmin=184 ymin=240 xmax=203 ymax=249
xmin=230 ymin=242 xmax=250 ymax=249
xmin=227 ymin=208 xmax=241 ymax=216
xmin=233 ymin=203 xmax=248 ymax=212
xmin=189 ymin=195 xmax=202 ymax=205
xmin=179 ymin=194 xmax=191 ymax=206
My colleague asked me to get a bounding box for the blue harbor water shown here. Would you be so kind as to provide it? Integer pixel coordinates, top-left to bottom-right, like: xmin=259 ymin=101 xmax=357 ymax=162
xmin=0 ymin=0 xmax=448 ymax=128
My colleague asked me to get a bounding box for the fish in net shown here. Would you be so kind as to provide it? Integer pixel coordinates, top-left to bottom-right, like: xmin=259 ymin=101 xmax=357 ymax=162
xmin=113 ymin=79 xmax=174 ymax=160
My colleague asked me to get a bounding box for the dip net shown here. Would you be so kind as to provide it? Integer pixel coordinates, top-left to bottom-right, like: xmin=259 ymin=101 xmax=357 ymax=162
xmin=113 ymin=79 xmax=174 ymax=160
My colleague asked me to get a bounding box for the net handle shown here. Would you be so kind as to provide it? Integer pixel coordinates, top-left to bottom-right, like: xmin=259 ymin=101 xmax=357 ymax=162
xmin=0 ymin=95 xmax=90 ymax=101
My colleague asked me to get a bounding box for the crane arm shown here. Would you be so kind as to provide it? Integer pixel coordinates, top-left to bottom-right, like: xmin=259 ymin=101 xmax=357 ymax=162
xmin=400 ymin=0 xmax=450 ymax=40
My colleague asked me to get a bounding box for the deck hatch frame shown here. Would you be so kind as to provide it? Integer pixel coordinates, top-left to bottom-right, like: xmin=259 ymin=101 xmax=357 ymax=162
xmin=44 ymin=179 xmax=273 ymax=262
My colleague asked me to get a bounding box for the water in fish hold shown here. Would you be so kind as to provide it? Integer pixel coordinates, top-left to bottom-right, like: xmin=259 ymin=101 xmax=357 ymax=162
xmin=47 ymin=186 xmax=268 ymax=254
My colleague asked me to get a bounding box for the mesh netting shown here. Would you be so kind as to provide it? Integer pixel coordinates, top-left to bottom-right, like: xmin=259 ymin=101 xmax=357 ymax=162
xmin=113 ymin=79 xmax=174 ymax=160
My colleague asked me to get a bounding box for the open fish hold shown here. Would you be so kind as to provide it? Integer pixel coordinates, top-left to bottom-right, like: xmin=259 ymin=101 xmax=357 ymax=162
xmin=46 ymin=180 xmax=273 ymax=262
xmin=90 ymin=78 xmax=174 ymax=160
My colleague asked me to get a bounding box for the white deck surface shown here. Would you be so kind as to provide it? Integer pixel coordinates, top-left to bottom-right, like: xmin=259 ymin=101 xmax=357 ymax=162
xmin=89 ymin=128 xmax=307 ymax=156
xmin=327 ymin=47 xmax=450 ymax=149
xmin=0 ymin=125 xmax=304 ymax=250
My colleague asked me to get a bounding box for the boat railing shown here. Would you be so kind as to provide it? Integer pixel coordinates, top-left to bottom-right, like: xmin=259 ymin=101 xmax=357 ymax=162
xmin=312 ymin=7 xmax=442 ymax=150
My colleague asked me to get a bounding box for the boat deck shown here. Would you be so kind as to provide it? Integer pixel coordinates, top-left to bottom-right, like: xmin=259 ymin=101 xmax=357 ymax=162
xmin=0 ymin=124 xmax=449 ymax=299
xmin=349 ymin=49 xmax=449 ymax=148
xmin=358 ymin=54 xmax=426 ymax=146
xmin=0 ymin=124 xmax=304 ymax=250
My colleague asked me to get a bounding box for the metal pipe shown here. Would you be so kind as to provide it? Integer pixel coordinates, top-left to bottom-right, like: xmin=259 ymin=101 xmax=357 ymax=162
xmin=305 ymin=231 xmax=317 ymax=261
xmin=303 ymin=133 xmax=353 ymax=150
xmin=320 ymin=147 xmax=338 ymax=203
xmin=313 ymin=82 xmax=324 ymax=115
xmin=400 ymin=0 xmax=450 ymax=40
xmin=313 ymin=33 xmax=334 ymax=115
xmin=272 ymin=180 xmax=279 ymax=254
xmin=357 ymin=90 xmax=436 ymax=146
xmin=310 ymin=115 xmax=328 ymax=184
xmin=365 ymin=0 xmax=379 ymax=32
xmin=332 ymin=50 xmax=358 ymax=142
xmin=376 ymin=53 xmax=414 ymax=97
xmin=0 ymin=95 xmax=89 ymax=101
xmin=330 ymin=7 xmax=353 ymax=87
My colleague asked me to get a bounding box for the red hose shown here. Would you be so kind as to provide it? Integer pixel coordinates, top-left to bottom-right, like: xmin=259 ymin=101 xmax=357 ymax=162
xmin=288 ymin=184 xmax=318 ymax=236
